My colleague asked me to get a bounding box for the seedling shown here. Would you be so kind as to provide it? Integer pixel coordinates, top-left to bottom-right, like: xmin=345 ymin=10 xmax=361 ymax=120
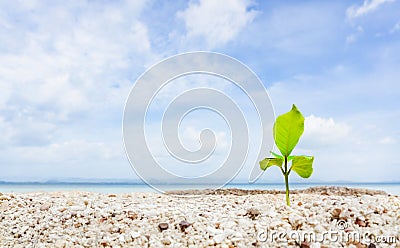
xmin=259 ymin=104 xmax=314 ymax=206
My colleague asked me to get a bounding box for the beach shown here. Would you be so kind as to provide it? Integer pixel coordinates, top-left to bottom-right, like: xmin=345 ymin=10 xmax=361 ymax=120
xmin=0 ymin=187 xmax=399 ymax=248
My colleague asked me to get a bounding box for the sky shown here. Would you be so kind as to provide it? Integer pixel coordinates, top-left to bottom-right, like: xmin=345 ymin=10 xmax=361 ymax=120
xmin=0 ymin=0 xmax=399 ymax=183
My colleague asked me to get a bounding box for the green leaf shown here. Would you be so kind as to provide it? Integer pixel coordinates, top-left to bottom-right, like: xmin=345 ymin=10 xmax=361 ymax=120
xmin=270 ymin=151 xmax=283 ymax=159
xmin=271 ymin=151 xmax=294 ymax=161
xmin=290 ymin=155 xmax=314 ymax=178
xmin=259 ymin=158 xmax=283 ymax=171
xmin=273 ymin=104 xmax=305 ymax=157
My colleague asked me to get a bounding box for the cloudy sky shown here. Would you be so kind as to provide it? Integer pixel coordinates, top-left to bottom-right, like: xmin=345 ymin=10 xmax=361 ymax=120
xmin=0 ymin=0 xmax=399 ymax=183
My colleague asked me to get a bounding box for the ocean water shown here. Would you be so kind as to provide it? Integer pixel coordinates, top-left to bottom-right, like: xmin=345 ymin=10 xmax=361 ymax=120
xmin=0 ymin=182 xmax=399 ymax=195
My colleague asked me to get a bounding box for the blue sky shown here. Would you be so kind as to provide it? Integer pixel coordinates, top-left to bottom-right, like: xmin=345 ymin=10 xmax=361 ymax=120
xmin=0 ymin=0 xmax=399 ymax=183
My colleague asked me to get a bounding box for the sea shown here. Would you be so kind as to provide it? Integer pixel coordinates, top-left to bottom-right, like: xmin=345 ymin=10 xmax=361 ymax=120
xmin=0 ymin=182 xmax=399 ymax=195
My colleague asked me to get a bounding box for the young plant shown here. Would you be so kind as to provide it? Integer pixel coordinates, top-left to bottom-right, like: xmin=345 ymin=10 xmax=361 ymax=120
xmin=259 ymin=104 xmax=314 ymax=206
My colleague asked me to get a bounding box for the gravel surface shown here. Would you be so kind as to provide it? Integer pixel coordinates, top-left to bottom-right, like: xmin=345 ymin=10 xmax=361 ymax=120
xmin=166 ymin=186 xmax=389 ymax=196
xmin=0 ymin=187 xmax=399 ymax=248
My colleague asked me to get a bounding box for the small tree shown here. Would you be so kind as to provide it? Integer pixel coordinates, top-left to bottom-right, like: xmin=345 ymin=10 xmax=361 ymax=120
xmin=259 ymin=104 xmax=314 ymax=206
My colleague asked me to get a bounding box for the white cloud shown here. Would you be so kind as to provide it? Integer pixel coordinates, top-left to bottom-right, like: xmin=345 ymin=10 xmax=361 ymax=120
xmin=177 ymin=0 xmax=258 ymax=48
xmin=346 ymin=0 xmax=394 ymax=19
xmin=0 ymin=117 xmax=13 ymax=147
xmin=0 ymin=1 xmax=155 ymax=180
xmin=302 ymin=115 xmax=351 ymax=146
xmin=346 ymin=34 xmax=357 ymax=44
xmin=0 ymin=139 xmax=130 ymax=180
xmin=389 ymin=21 xmax=400 ymax=33
xmin=19 ymin=139 xmax=120 ymax=163
xmin=181 ymin=126 xmax=229 ymax=153
xmin=378 ymin=136 xmax=396 ymax=144
xmin=346 ymin=25 xmax=364 ymax=44
xmin=0 ymin=0 xmax=153 ymax=120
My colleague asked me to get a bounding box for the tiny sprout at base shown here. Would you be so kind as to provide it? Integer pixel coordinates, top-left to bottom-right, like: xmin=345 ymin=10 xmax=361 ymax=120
xmin=259 ymin=104 xmax=314 ymax=206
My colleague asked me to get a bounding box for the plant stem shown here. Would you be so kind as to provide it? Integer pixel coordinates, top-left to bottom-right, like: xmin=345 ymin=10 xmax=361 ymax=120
xmin=284 ymin=173 xmax=290 ymax=206
xmin=284 ymin=156 xmax=290 ymax=206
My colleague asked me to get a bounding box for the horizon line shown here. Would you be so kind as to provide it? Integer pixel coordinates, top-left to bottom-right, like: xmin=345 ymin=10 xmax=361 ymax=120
xmin=0 ymin=180 xmax=399 ymax=185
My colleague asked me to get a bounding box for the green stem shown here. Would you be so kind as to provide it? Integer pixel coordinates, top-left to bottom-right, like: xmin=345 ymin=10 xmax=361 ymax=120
xmin=284 ymin=156 xmax=290 ymax=206
xmin=284 ymin=173 xmax=290 ymax=206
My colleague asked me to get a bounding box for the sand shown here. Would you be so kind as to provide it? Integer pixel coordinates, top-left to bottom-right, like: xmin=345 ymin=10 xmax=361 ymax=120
xmin=0 ymin=187 xmax=399 ymax=247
